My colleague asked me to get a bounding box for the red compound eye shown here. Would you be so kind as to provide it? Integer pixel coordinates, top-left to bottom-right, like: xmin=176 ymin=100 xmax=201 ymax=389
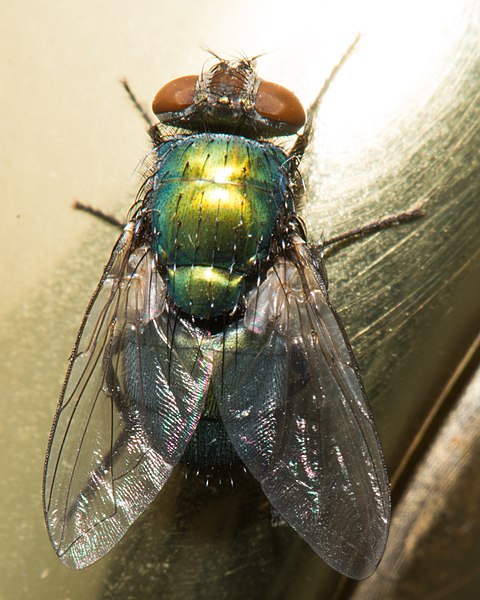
xmin=152 ymin=75 xmax=199 ymax=114
xmin=255 ymin=80 xmax=306 ymax=128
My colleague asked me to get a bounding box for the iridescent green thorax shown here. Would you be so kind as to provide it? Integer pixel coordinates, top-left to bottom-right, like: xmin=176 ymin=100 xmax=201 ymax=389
xmin=151 ymin=133 xmax=292 ymax=317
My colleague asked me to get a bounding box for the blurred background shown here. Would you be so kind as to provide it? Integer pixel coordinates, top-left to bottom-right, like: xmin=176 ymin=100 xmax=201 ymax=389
xmin=1 ymin=1 xmax=479 ymax=598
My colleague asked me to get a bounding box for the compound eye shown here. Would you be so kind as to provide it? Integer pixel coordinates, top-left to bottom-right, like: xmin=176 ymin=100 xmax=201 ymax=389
xmin=152 ymin=75 xmax=198 ymax=115
xmin=255 ymin=81 xmax=306 ymax=129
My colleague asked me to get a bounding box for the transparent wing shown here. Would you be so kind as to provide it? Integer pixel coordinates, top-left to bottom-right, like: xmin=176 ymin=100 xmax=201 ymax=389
xmin=43 ymin=220 xmax=211 ymax=569
xmin=219 ymin=237 xmax=391 ymax=579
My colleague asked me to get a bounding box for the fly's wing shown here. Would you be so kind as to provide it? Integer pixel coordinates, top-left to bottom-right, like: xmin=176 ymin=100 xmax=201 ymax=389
xmin=219 ymin=237 xmax=390 ymax=579
xmin=43 ymin=220 xmax=211 ymax=569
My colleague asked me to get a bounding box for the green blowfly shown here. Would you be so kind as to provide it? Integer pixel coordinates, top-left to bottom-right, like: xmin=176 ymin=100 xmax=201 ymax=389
xmin=43 ymin=52 xmax=402 ymax=579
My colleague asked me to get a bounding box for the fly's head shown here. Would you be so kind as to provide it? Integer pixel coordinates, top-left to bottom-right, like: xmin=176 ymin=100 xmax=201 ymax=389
xmin=152 ymin=58 xmax=306 ymax=137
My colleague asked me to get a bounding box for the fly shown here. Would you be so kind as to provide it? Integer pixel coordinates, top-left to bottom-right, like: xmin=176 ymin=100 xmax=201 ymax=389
xmin=43 ymin=46 xmax=421 ymax=578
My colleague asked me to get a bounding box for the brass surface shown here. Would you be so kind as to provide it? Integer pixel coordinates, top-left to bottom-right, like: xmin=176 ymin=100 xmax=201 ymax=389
xmin=351 ymin=348 xmax=480 ymax=599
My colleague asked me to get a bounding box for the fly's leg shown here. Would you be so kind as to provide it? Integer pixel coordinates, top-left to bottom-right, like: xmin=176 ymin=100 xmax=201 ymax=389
xmin=73 ymin=200 xmax=125 ymax=230
xmin=290 ymin=33 xmax=361 ymax=160
xmin=324 ymin=208 xmax=425 ymax=248
xmin=285 ymin=38 xmax=425 ymax=252
xmin=316 ymin=207 xmax=425 ymax=256
xmin=72 ymin=81 xmax=155 ymax=229
xmin=120 ymin=79 xmax=155 ymax=128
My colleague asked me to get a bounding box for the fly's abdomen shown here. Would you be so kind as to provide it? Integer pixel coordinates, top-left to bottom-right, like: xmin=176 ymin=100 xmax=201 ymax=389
xmin=151 ymin=133 xmax=290 ymax=317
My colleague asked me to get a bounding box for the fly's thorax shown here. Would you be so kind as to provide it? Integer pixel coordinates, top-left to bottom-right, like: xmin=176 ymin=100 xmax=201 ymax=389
xmin=150 ymin=133 xmax=293 ymax=317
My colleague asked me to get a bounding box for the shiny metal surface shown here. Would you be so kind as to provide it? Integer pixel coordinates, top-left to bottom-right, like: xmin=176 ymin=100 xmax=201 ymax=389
xmin=1 ymin=1 xmax=479 ymax=598
xmin=352 ymin=347 xmax=480 ymax=600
